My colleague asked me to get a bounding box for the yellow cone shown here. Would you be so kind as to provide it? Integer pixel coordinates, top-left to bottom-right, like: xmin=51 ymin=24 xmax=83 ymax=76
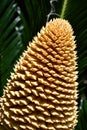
xmin=0 ymin=18 xmax=78 ymax=130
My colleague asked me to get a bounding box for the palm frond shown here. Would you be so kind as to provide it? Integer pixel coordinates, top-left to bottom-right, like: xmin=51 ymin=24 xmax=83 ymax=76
xmin=0 ymin=0 xmax=23 ymax=96
xmin=75 ymin=98 xmax=87 ymax=130
xmin=16 ymin=0 xmax=50 ymax=47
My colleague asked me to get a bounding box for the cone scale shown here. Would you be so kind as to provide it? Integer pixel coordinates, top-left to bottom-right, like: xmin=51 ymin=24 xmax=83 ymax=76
xmin=0 ymin=18 xmax=78 ymax=130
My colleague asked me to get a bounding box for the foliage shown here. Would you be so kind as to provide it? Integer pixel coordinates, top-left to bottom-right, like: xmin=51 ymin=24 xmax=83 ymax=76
xmin=0 ymin=0 xmax=87 ymax=129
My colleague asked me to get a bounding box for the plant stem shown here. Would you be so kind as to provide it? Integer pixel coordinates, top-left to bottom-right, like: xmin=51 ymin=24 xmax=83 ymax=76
xmin=60 ymin=0 xmax=68 ymax=18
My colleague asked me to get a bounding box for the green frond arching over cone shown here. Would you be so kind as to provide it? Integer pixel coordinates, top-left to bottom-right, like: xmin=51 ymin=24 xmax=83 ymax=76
xmin=0 ymin=18 xmax=78 ymax=130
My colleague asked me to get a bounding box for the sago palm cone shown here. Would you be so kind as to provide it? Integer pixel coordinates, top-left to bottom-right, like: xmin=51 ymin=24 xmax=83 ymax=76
xmin=0 ymin=18 xmax=78 ymax=130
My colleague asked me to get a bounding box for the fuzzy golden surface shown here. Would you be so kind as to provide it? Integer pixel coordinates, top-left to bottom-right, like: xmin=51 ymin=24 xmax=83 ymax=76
xmin=0 ymin=18 xmax=78 ymax=130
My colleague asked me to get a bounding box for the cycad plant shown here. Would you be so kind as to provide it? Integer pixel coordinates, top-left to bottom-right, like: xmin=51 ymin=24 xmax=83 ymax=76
xmin=0 ymin=0 xmax=87 ymax=129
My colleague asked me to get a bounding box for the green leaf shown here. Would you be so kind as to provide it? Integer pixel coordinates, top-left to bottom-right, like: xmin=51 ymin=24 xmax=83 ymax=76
xmin=75 ymin=99 xmax=87 ymax=130
xmin=0 ymin=0 xmax=23 ymax=95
